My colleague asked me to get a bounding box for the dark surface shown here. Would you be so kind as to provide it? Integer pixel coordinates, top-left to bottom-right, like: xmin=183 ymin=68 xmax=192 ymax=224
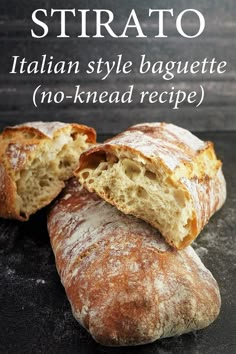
xmin=0 ymin=131 xmax=235 ymax=354
xmin=0 ymin=0 xmax=236 ymax=132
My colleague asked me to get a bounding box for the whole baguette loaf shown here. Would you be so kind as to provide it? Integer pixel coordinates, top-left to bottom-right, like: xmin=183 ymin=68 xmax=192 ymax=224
xmin=75 ymin=122 xmax=226 ymax=249
xmin=0 ymin=121 xmax=96 ymax=220
xmin=47 ymin=178 xmax=221 ymax=347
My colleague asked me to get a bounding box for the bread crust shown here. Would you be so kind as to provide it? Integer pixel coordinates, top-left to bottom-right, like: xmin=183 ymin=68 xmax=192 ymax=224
xmin=47 ymin=178 xmax=221 ymax=346
xmin=0 ymin=121 xmax=96 ymax=220
xmin=75 ymin=122 xmax=226 ymax=249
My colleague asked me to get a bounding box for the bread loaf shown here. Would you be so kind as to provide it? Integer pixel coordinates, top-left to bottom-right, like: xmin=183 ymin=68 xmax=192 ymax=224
xmin=47 ymin=178 xmax=221 ymax=346
xmin=0 ymin=121 xmax=96 ymax=220
xmin=75 ymin=122 xmax=226 ymax=249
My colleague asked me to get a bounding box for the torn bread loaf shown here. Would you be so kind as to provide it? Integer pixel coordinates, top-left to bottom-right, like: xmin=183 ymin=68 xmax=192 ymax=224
xmin=48 ymin=178 xmax=221 ymax=347
xmin=0 ymin=121 xmax=96 ymax=220
xmin=75 ymin=122 xmax=226 ymax=249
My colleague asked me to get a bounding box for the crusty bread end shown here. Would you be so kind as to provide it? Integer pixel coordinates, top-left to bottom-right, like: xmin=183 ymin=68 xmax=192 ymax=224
xmin=75 ymin=123 xmax=226 ymax=249
xmin=0 ymin=122 xmax=96 ymax=220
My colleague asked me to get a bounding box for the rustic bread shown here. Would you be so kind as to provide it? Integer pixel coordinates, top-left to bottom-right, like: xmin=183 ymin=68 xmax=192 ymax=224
xmin=47 ymin=178 xmax=221 ymax=347
xmin=75 ymin=122 xmax=226 ymax=249
xmin=0 ymin=122 xmax=96 ymax=220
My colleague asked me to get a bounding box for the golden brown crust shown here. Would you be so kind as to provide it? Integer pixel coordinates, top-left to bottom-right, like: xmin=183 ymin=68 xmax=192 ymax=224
xmin=0 ymin=162 xmax=19 ymax=219
xmin=75 ymin=122 xmax=226 ymax=249
xmin=48 ymin=178 xmax=221 ymax=346
xmin=0 ymin=121 xmax=96 ymax=220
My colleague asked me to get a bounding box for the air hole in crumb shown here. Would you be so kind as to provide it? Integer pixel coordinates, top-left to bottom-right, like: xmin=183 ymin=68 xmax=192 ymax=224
xmin=71 ymin=132 xmax=78 ymax=141
xmin=82 ymin=152 xmax=106 ymax=170
xmin=88 ymin=179 xmax=94 ymax=184
xmin=106 ymin=153 xmax=118 ymax=164
xmin=82 ymin=172 xmax=89 ymax=179
xmin=145 ymin=170 xmax=156 ymax=180
xmin=123 ymin=160 xmax=141 ymax=180
xmin=59 ymin=160 xmax=71 ymax=169
xmin=39 ymin=179 xmax=50 ymax=187
xmin=137 ymin=187 xmax=148 ymax=199
xmin=103 ymin=186 xmax=111 ymax=198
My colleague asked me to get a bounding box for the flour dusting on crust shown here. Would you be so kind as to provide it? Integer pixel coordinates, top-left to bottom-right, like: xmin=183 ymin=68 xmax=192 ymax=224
xmin=108 ymin=122 xmax=207 ymax=170
xmin=48 ymin=179 xmax=221 ymax=346
xmin=14 ymin=121 xmax=68 ymax=138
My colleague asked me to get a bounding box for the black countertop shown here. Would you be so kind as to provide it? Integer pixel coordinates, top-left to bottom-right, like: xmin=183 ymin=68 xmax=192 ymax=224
xmin=0 ymin=132 xmax=235 ymax=354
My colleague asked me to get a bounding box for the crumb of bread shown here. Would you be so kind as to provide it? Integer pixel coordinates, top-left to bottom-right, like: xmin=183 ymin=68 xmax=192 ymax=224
xmin=14 ymin=129 xmax=89 ymax=218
